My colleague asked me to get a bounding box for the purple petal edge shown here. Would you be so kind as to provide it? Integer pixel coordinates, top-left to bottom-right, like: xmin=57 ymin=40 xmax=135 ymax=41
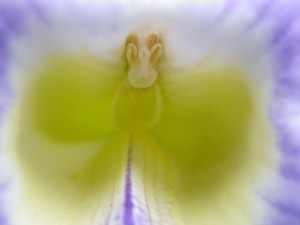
xmin=266 ymin=0 xmax=300 ymax=225
xmin=0 ymin=1 xmax=34 ymax=225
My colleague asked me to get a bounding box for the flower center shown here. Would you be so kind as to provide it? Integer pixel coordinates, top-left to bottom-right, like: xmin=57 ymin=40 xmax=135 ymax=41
xmin=125 ymin=33 xmax=163 ymax=88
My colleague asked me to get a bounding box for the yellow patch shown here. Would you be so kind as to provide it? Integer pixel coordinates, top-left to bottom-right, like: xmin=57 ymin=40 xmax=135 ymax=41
xmin=29 ymin=56 xmax=122 ymax=143
xmin=12 ymin=55 xmax=275 ymax=225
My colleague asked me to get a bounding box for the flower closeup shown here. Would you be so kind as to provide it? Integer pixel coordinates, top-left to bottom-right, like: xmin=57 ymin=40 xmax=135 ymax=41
xmin=1 ymin=0 xmax=300 ymax=225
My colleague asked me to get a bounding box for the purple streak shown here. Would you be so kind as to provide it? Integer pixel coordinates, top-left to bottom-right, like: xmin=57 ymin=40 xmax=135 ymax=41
xmin=104 ymin=176 xmax=117 ymax=225
xmin=281 ymin=163 xmax=300 ymax=182
xmin=121 ymin=142 xmax=153 ymax=225
xmin=247 ymin=0 xmax=274 ymax=29
xmin=123 ymin=143 xmax=134 ymax=225
xmin=268 ymin=199 xmax=300 ymax=220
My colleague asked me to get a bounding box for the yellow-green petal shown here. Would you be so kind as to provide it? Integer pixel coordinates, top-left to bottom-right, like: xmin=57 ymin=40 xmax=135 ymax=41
xmin=26 ymin=55 xmax=123 ymax=143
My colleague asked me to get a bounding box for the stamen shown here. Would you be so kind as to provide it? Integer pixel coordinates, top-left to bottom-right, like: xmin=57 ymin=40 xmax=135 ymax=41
xmin=125 ymin=33 xmax=162 ymax=88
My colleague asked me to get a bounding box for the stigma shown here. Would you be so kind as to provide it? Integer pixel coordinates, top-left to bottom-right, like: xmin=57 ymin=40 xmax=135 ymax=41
xmin=125 ymin=32 xmax=163 ymax=88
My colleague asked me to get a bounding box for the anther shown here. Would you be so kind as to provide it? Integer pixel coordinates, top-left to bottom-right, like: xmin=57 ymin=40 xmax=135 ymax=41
xmin=125 ymin=33 xmax=162 ymax=88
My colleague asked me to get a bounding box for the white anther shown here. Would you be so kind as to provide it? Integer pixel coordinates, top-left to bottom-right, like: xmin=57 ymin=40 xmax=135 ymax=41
xmin=126 ymin=33 xmax=162 ymax=88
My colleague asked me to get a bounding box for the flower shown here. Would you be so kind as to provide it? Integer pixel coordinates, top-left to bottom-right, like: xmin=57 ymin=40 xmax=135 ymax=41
xmin=1 ymin=0 xmax=300 ymax=225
